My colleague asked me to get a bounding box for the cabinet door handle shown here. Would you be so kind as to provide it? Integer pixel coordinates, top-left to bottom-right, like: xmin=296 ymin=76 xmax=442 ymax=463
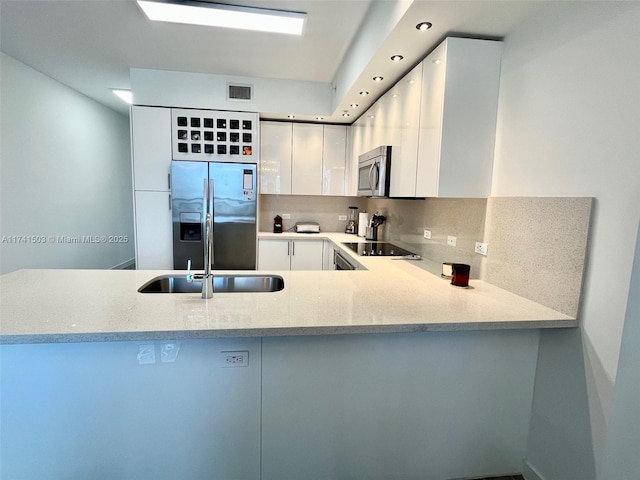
xmin=168 ymin=194 xmax=171 ymax=210
xmin=287 ymin=241 xmax=290 ymax=256
xmin=292 ymin=241 xmax=295 ymax=256
xmin=168 ymin=173 xmax=171 ymax=190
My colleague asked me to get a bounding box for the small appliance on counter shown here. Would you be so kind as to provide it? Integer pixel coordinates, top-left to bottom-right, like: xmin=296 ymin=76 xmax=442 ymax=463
xmin=366 ymin=212 xmax=386 ymax=241
xmin=295 ymin=222 xmax=320 ymax=233
xmin=273 ymin=215 xmax=283 ymax=233
xmin=345 ymin=206 xmax=359 ymax=234
xmin=358 ymin=212 xmax=369 ymax=237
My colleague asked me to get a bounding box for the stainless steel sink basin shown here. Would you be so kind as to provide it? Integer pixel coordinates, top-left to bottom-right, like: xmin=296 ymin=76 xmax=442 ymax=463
xmin=138 ymin=274 xmax=285 ymax=294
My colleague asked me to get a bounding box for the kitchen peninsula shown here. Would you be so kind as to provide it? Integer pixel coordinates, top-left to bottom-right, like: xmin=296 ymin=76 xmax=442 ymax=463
xmin=0 ymin=233 xmax=574 ymax=345
xmin=1 ymin=232 xmax=581 ymax=479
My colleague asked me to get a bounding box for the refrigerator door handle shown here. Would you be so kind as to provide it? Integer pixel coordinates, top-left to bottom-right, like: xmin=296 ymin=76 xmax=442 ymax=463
xmin=209 ymin=179 xmax=215 ymax=266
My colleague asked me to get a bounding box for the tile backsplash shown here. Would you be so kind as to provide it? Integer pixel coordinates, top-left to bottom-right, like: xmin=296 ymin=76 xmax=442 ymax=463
xmin=483 ymin=196 xmax=592 ymax=317
xmin=259 ymin=195 xmax=367 ymax=233
xmin=366 ymin=197 xmax=488 ymax=278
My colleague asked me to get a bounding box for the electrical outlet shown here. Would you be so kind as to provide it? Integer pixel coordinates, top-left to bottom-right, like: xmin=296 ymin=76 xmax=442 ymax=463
xmin=447 ymin=235 xmax=457 ymax=247
xmin=338 ymin=215 xmax=347 ymax=221
xmin=161 ymin=342 xmax=180 ymax=363
xmin=281 ymin=213 xmax=291 ymax=220
xmin=137 ymin=344 xmax=156 ymax=365
xmin=423 ymin=229 xmax=432 ymax=239
xmin=220 ymin=351 xmax=249 ymax=368
xmin=474 ymin=242 xmax=488 ymax=256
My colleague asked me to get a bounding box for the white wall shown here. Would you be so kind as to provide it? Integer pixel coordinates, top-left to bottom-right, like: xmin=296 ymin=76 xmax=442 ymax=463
xmin=492 ymin=2 xmax=640 ymax=478
xmin=130 ymin=67 xmax=332 ymax=116
xmin=0 ymin=53 xmax=134 ymax=273
xmin=600 ymin=219 xmax=640 ymax=479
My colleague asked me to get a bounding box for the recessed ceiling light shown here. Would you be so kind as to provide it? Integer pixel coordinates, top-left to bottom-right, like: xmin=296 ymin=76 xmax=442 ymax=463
xmin=287 ymin=114 xmax=295 ymax=119
xmin=136 ymin=0 xmax=307 ymax=35
xmin=112 ymin=89 xmax=133 ymax=104
xmin=390 ymin=55 xmax=404 ymax=62
xmin=432 ymin=59 xmax=442 ymax=65
xmin=359 ymin=91 xmax=369 ymax=96
xmin=350 ymin=103 xmax=359 ymax=108
xmin=373 ymin=76 xmax=384 ymax=82
xmin=369 ymin=115 xmax=375 ymax=119
xmin=416 ymin=22 xmax=432 ymax=31
xmin=342 ymin=112 xmax=350 ymax=117
xmin=316 ymin=116 xmax=324 ymax=120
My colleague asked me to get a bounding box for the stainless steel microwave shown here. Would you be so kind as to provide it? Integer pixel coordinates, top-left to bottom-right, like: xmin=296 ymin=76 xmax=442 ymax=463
xmin=357 ymin=146 xmax=391 ymax=197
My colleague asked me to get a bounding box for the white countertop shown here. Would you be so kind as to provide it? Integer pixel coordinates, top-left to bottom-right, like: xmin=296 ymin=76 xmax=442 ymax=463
xmin=0 ymin=232 xmax=575 ymax=344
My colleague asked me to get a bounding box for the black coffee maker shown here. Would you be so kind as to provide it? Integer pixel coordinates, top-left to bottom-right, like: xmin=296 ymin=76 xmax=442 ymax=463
xmin=273 ymin=215 xmax=283 ymax=233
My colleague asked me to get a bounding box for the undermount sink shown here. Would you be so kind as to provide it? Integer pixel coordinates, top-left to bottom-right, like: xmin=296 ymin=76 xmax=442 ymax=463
xmin=138 ymin=274 xmax=285 ymax=294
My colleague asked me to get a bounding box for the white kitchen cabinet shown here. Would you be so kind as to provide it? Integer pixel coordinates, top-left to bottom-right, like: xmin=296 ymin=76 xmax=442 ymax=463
xmin=260 ymin=121 xmax=292 ymax=194
xmin=416 ymin=38 xmax=502 ymax=197
xmin=322 ymin=125 xmax=347 ymax=196
xmin=387 ymin=63 xmax=423 ymax=197
xmin=258 ymin=239 xmax=324 ymax=271
xmin=260 ymin=122 xmax=347 ymax=197
xmin=322 ymin=240 xmax=336 ymax=270
xmin=134 ymin=190 xmax=173 ymax=270
xmin=131 ymin=106 xmax=172 ymax=192
xmin=291 ymin=123 xmax=323 ymax=196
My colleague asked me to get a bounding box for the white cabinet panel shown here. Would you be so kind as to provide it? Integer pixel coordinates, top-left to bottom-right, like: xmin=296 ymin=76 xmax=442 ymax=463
xmin=322 ymin=240 xmax=336 ymax=270
xmin=134 ymin=191 xmax=173 ymax=269
xmin=258 ymin=239 xmax=324 ymax=271
xmin=290 ymin=239 xmax=324 ymax=271
xmin=131 ymin=106 xmax=172 ymax=192
xmin=258 ymin=239 xmax=291 ymax=270
xmin=416 ymin=38 xmax=502 ymax=197
xmin=1 ymin=338 xmax=262 ymax=480
xmin=322 ymin=125 xmax=347 ymax=196
xmin=260 ymin=122 xmax=292 ymax=194
xmin=291 ymin=124 xmax=323 ymax=196
xmin=388 ymin=64 xmax=423 ymax=197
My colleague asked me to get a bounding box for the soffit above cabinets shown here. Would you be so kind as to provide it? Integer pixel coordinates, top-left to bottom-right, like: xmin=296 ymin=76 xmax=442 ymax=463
xmin=1 ymin=0 xmax=543 ymax=121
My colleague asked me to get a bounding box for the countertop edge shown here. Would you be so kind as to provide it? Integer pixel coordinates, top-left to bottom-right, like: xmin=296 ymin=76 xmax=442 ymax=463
xmin=0 ymin=318 xmax=578 ymax=345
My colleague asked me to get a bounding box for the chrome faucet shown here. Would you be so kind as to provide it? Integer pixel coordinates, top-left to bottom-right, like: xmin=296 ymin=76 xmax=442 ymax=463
xmin=186 ymin=179 xmax=215 ymax=299
xmin=185 ymin=214 xmax=214 ymax=298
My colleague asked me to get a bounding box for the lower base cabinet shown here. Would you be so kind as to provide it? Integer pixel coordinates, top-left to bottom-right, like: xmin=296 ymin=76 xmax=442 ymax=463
xmin=134 ymin=190 xmax=172 ymax=270
xmin=0 ymin=339 xmax=262 ymax=480
xmin=258 ymin=239 xmax=324 ymax=271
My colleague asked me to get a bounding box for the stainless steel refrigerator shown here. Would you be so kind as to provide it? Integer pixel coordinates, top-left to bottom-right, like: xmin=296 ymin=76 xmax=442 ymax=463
xmin=171 ymin=161 xmax=257 ymax=270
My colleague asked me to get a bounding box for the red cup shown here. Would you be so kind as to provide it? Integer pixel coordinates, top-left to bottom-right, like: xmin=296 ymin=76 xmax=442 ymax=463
xmin=451 ymin=263 xmax=470 ymax=287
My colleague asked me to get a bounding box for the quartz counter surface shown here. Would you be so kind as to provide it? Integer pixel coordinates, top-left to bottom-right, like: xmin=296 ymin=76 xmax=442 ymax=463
xmin=0 ymin=233 xmax=575 ymax=344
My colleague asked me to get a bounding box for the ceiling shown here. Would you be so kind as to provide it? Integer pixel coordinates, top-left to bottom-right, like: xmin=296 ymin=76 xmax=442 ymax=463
xmin=1 ymin=0 xmax=544 ymax=122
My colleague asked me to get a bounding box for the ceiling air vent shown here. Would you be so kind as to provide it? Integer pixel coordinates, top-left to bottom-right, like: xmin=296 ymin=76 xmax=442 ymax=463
xmin=228 ymin=83 xmax=253 ymax=102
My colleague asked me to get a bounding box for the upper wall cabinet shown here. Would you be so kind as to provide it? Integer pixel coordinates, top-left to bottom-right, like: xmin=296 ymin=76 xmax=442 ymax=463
xmin=131 ymin=106 xmax=172 ymax=192
xmin=416 ymin=38 xmax=502 ymax=198
xmin=349 ymin=37 xmax=502 ymax=198
xmin=291 ymin=123 xmax=323 ymax=195
xmin=261 ymin=122 xmax=293 ymax=194
xmin=322 ymin=125 xmax=347 ymax=196
xmin=348 ymin=63 xmax=423 ymax=197
xmin=260 ymin=122 xmax=347 ymax=196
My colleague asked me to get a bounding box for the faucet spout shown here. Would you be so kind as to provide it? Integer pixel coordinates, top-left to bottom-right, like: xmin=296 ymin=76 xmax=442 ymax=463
xmin=201 ymin=212 xmax=213 ymax=299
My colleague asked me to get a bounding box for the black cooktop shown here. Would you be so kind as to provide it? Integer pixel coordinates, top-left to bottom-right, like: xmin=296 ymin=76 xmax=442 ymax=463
xmin=342 ymin=242 xmax=415 ymax=257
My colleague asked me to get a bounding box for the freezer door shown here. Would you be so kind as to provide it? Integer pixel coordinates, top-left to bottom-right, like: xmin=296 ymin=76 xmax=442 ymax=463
xmin=171 ymin=161 xmax=207 ymax=269
xmin=209 ymin=162 xmax=257 ymax=270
